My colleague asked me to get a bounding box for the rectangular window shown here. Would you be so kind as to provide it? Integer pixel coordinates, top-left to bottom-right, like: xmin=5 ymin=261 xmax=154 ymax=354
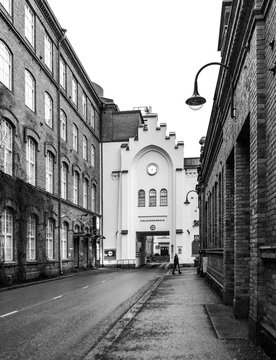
xmin=82 ymin=93 xmax=87 ymax=119
xmin=0 ymin=119 xmax=13 ymax=175
xmin=26 ymin=137 xmax=36 ymax=185
xmin=60 ymin=110 xmax=67 ymax=141
xmin=73 ymin=171 xmax=79 ymax=205
xmin=46 ymin=219 xmax=54 ymax=259
xmin=61 ymin=163 xmax=67 ymax=200
xmin=61 ymin=222 xmax=67 ymax=259
xmin=46 ymin=152 xmax=54 ymax=193
xmin=44 ymin=33 xmax=52 ymax=71
xmin=73 ymin=124 xmax=78 ymax=151
xmin=25 ymin=70 xmax=35 ymax=111
xmin=91 ymin=145 xmax=95 ymax=167
xmin=91 ymin=184 xmax=96 ymax=212
xmin=0 ymin=0 xmax=12 ymax=15
xmin=83 ymin=179 xmax=88 ymax=209
xmin=83 ymin=135 xmax=87 ymax=160
xmin=25 ymin=3 xmax=34 ymax=46
xmin=45 ymin=92 xmax=53 ymax=128
xmin=90 ymin=105 xmax=95 ymax=129
xmin=60 ymin=57 xmax=66 ymax=89
xmin=72 ymin=77 xmax=77 ymax=105
xmin=0 ymin=208 xmax=13 ymax=261
xmin=27 ymin=215 xmax=36 ymax=260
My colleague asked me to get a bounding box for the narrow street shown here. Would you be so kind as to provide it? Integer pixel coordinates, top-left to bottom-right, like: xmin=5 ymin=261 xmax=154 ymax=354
xmin=0 ymin=264 xmax=168 ymax=360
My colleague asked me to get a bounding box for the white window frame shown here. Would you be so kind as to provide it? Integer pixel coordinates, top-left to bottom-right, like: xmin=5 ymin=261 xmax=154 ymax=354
xmin=44 ymin=33 xmax=52 ymax=71
xmin=61 ymin=222 xmax=68 ymax=259
xmin=73 ymin=171 xmax=79 ymax=205
xmin=91 ymin=184 xmax=96 ymax=212
xmin=90 ymin=105 xmax=95 ymax=129
xmin=82 ymin=92 xmax=87 ymax=119
xmin=72 ymin=77 xmax=77 ymax=105
xmin=83 ymin=178 xmax=88 ymax=209
xmin=25 ymin=70 xmax=35 ymax=111
xmin=61 ymin=162 xmax=67 ymax=200
xmin=73 ymin=124 xmax=78 ymax=152
xmin=45 ymin=92 xmax=53 ymax=128
xmin=26 ymin=137 xmax=36 ymax=185
xmin=25 ymin=3 xmax=34 ymax=46
xmin=60 ymin=57 xmax=66 ymax=89
xmin=91 ymin=144 xmax=95 ymax=167
xmin=60 ymin=110 xmax=67 ymax=141
xmin=46 ymin=151 xmax=54 ymax=193
xmin=0 ymin=208 xmax=13 ymax=261
xmin=0 ymin=40 xmax=12 ymax=90
xmin=149 ymin=189 xmax=157 ymax=207
xmin=0 ymin=0 xmax=12 ymax=15
xmin=83 ymin=135 xmax=87 ymax=160
xmin=27 ymin=214 xmax=36 ymax=260
xmin=46 ymin=218 xmax=54 ymax=259
xmin=0 ymin=118 xmax=13 ymax=175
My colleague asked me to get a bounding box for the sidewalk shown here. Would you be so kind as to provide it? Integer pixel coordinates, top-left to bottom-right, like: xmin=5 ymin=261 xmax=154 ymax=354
xmin=85 ymin=267 xmax=270 ymax=360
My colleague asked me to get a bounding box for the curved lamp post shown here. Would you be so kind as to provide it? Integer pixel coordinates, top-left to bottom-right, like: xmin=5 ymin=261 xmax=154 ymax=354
xmin=185 ymin=62 xmax=235 ymax=118
xmin=184 ymin=190 xmax=198 ymax=205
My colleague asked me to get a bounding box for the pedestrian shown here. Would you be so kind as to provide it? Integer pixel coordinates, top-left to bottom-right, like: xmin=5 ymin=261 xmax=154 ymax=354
xmin=172 ymin=253 xmax=181 ymax=274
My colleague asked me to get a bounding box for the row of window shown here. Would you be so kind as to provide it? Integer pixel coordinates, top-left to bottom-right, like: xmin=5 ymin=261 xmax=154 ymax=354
xmin=0 ymin=119 xmax=97 ymax=210
xmin=0 ymin=208 xmax=69 ymax=261
xmin=0 ymin=2 xmax=97 ymax=127
xmin=138 ymin=189 xmax=168 ymax=207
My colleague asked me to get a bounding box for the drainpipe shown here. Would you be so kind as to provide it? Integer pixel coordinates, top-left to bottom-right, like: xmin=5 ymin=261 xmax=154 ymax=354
xmin=57 ymin=29 xmax=67 ymax=275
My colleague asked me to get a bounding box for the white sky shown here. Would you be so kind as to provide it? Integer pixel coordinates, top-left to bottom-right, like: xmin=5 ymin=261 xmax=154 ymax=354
xmin=47 ymin=0 xmax=222 ymax=157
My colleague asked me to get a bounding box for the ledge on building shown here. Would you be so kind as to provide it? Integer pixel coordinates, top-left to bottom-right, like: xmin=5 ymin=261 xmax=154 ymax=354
xmin=259 ymin=245 xmax=276 ymax=262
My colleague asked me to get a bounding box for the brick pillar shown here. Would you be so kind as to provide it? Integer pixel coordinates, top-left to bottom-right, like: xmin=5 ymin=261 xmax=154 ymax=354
xmin=234 ymin=140 xmax=250 ymax=318
xmin=223 ymin=155 xmax=234 ymax=305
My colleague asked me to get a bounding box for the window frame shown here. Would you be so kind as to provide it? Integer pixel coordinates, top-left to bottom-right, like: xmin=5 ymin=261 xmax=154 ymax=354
xmin=0 ymin=208 xmax=13 ymax=261
xmin=149 ymin=189 xmax=157 ymax=207
xmin=44 ymin=33 xmax=52 ymax=71
xmin=90 ymin=105 xmax=95 ymax=129
xmin=82 ymin=92 xmax=87 ymax=119
xmin=72 ymin=124 xmax=78 ymax=152
xmin=24 ymin=3 xmax=34 ymax=47
xmin=0 ymin=0 xmax=12 ymax=15
xmin=61 ymin=222 xmax=68 ymax=259
xmin=0 ymin=40 xmax=12 ymax=90
xmin=73 ymin=170 xmax=79 ymax=205
xmin=45 ymin=92 xmax=53 ymax=128
xmin=83 ymin=135 xmax=87 ymax=160
xmin=46 ymin=151 xmax=54 ymax=193
xmin=46 ymin=218 xmax=54 ymax=259
xmin=61 ymin=162 xmax=67 ymax=200
xmin=138 ymin=189 xmax=145 ymax=207
xmin=25 ymin=69 xmax=35 ymax=111
xmin=59 ymin=57 xmax=66 ymax=89
xmin=0 ymin=118 xmax=13 ymax=175
xmin=83 ymin=178 xmax=88 ymax=209
xmin=91 ymin=144 xmax=95 ymax=167
xmin=26 ymin=137 xmax=36 ymax=185
xmin=160 ymin=188 xmax=168 ymax=206
xmin=72 ymin=77 xmax=77 ymax=105
xmin=27 ymin=214 xmax=36 ymax=261
xmin=60 ymin=110 xmax=67 ymax=141
xmin=91 ymin=184 xmax=96 ymax=212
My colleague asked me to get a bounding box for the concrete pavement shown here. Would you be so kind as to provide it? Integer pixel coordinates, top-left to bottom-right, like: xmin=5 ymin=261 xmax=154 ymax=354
xmin=85 ymin=267 xmax=270 ymax=360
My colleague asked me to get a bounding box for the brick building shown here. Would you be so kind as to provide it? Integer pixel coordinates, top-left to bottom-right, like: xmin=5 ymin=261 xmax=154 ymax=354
xmin=0 ymin=0 xmax=103 ymax=283
xmin=197 ymin=0 xmax=276 ymax=356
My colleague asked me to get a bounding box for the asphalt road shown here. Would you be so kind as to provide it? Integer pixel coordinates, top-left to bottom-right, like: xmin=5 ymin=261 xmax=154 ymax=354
xmin=0 ymin=264 xmax=168 ymax=360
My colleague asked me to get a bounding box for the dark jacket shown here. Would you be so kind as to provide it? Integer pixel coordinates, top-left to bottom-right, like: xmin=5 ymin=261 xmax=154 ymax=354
xmin=174 ymin=254 xmax=179 ymax=265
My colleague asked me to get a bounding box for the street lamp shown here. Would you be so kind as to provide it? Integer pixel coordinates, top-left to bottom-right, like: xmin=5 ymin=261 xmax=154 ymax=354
xmin=184 ymin=190 xmax=198 ymax=205
xmin=185 ymin=62 xmax=235 ymax=118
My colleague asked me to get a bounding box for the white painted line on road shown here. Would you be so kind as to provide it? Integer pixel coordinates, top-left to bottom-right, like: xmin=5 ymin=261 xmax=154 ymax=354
xmin=0 ymin=310 xmax=19 ymax=318
xmin=82 ymin=286 xmax=89 ymax=289
xmin=52 ymin=295 xmax=63 ymax=300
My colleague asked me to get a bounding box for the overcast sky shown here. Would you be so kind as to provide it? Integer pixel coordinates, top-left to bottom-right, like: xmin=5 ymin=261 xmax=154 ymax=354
xmin=47 ymin=0 xmax=222 ymax=157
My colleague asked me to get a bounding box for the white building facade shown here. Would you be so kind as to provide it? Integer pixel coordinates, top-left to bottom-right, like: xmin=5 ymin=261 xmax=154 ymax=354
xmin=102 ymin=110 xmax=199 ymax=267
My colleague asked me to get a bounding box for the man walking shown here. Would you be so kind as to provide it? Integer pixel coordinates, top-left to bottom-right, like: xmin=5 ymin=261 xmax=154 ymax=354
xmin=172 ymin=253 xmax=181 ymax=274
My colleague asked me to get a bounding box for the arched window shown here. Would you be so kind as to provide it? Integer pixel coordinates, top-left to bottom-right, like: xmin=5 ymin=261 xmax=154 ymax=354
xmin=45 ymin=92 xmax=53 ymax=128
xmin=149 ymin=189 xmax=156 ymax=207
xmin=0 ymin=118 xmax=13 ymax=175
xmin=61 ymin=222 xmax=68 ymax=259
xmin=26 ymin=137 xmax=36 ymax=185
xmin=46 ymin=218 xmax=54 ymax=259
xmin=60 ymin=110 xmax=67 ymax=141
xmin=27 ymin=214 xmax=36 ymax=260
xmin=138 ymin=189 xmax=145 ymax=207
xmin=83 ymin=178 xmax=88 ymax=209
xmin=46 ymin=151 xmax=54 ymax=193
xmin=73 ymin=124 xmax=78 ymax=151
xmin=91 ymin=144 xmax=95 ymax=167
xmin=0 ymin=207 xmax=13 ymax=261
xmin=160 ymin=188 xmax=168 ymax=206
xmin=0 ymin=40 xmax=12 ymax=89
xmin=25 ymin=70 xmax=35 ymax=111
xmin=91 ymin=184 xmax=96 ymax=212
xmin=73 ymin=170 xmax=79 ymax=205
xmin=83 ymin=135 xmax=87 ymax=160
xmin=61 ymin=162 xmax=68 ymax=199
